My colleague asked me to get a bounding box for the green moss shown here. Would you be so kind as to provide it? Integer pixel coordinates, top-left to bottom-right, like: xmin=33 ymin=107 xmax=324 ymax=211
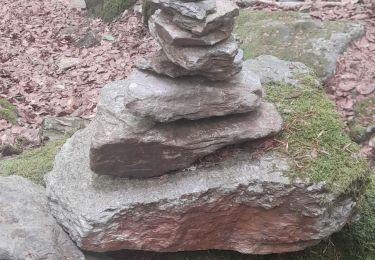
xmin=86 ymin=0 xmax=137 ymax=22
xmin=349 ymin=96 xmax=375 ymax=142
xmin=0 ymin=98 xmax=17 ymax=124
xmin=0 ymin=140 xmax=65 ymax=185
xmin=346 ymin=174 xmax=375 ymax=258
xmin=265 ymin=74 xmax=369 ymax=194
xmin=234 ymin=10 xmax=360 ymax=78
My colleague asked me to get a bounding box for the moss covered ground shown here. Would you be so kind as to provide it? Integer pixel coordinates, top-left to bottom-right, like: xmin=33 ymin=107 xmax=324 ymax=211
xmin=0 ymin=98 xmax=17 ymax=124
xmin=0 ymin=139 xmax=65 ymax=185
xmin=234 ymin=10 xmax=361 ymax=79
xmin=266 ymin=75 xmax=369 ymax=194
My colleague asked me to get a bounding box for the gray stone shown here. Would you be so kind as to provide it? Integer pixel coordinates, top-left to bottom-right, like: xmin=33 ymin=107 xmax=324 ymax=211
xmin=149 ymin=10 xmax=233 ymax=46
xmin=89 ymin=79 xmax=282 ymax=178
xmin=124 ymin=68 xmax=263 ymax=122
xmin=76 ymin=31 xmax=101 ymax=49
xmin=58 ymin=57 xmax=80 ymax=71
xmin=70 ymin=0 xmax=87 ymax=9
xmin=243 ymin=55 xmax=315 ymax=87
xmin=150 ymin=0 xmax=216 ymax=21
xmin=173 ymin=0 xmax=239 ymax=36
xmin=149 ymin=28 xmax=243 ymax=80
xmin=45 ymin=125 xmax=356 ymax=254
xmin=137 ymin=49 xmax=192 ymax=78
xmin=0 ymin=176 xmax=84 ymax=260
xmin=235 ymin=10 xmax=365 ymax=80
xmin=137 ymin=48 xmax=243 ymax=81
xmin=39 ymin=116 xmax=90 ymax=141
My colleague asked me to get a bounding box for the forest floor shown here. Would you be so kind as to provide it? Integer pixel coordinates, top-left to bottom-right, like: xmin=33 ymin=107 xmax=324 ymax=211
xmin=0 ymin=0 xmax=156 ymax=145
xmin=0 ymin=0 xmax=373 ymax=163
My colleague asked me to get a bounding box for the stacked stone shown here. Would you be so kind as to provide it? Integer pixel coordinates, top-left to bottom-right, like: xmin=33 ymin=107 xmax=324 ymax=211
xmin=88 ymin=0 xmax=283 ymax=178
xmin=139 ymin=0 xmax=242 ymax=81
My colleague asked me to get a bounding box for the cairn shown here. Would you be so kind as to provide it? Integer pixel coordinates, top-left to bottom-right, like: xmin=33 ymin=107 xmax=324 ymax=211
xmin=89 ymin=0 xmax=282 ymax=178
xmin=44 ymin=1 xmax=354 ymax=254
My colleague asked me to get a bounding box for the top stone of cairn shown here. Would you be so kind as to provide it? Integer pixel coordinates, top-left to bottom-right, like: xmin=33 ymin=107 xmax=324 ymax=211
xmin=139 ymin=0 xmax=242 ymax=81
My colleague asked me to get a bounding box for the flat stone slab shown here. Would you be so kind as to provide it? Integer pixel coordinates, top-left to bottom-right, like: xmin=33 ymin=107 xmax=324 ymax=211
xmin=124 ymin=67 xmax=263 ymax=122
xmin=150 ymin=0 xmax=217 ymax=21
xmin=89 ymin=79 xmax=281 ymax=178
xmin=137 ymin=48 xmax=243 ymax=81
xmin=45 ymin=125 xmax=356 ymax=254
xmin=244 ymin=55 xmax=313 ymax=87
xmin=173 ymin=0 xmax=239 ymax=36
xmin=149 ymin=30 xmax=242 ymax=80
xmin=235 ymin=10 xmax=365 ymax=80
xmin=150 ymin=10 xmax=232 ymax=46
xmin=0 ymin=176 xmax=84 ymax=260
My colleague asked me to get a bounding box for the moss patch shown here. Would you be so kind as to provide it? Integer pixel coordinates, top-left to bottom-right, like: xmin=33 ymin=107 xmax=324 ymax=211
xmin=341 ymin=174 xmax=375 ymax=259
xmin=234 ymin=10 xmax=363 ymax=79
xmin=349 ymin=96 xmax=375 ymax=142
xmin=0 ymin=98 xmax=17 ymax=124
xmin=86 ymin=0 xmax=137 ymax=22
xmin=265 ymin=74 xmax=369 ymax=194
xmin=0 ymin=140 xmax=65 ymax=185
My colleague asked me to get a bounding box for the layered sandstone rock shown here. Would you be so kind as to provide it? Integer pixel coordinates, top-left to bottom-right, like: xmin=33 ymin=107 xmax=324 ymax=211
xmin=142 ymin=0 xmax=242 ymax=81
xmin=124 ymin=65 xmax=263 ymax=122
xmin=90 ymin=78 xmax=281 ymax=178
xmin=87 ymin=0 xmax=281 ymax=178
xmin=45 ymin=124 xmax=355 ymax=254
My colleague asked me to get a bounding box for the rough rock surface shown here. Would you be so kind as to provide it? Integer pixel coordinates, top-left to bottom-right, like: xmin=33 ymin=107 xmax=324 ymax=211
xmin=124 ymin=67 xmax=263 ymax=122
xmin=149 ymin=10 xmax=233 ymax=46
xmin=137 ymin=49 xmax=193 ymax=78
xmin=45 ymin=125 xmax=356 ymax=254
xmin=137 ymin=48 xmax=243 ymax=81
xmin=235 ymin=10 xmax=365 ymax=80
xmin=89 ymin=79 xmax=282 ymax=178
xmin=151 ymin=0 xmax=217 ymax=21
xmin=173 ymin=0 xmax=239 ymax=36
xmin=40 ymin=116 xmax=90 ymax=141
xmin=244 ymin=55 xmax=313 ymax=87
xmin=0 ymin=176 xmax=84 ymax=260
xmin=150 ymin=23 xmax=243 ymax=80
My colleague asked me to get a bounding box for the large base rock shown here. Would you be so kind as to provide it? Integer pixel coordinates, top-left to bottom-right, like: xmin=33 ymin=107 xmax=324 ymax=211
xmin=0 ymin=176 xmax=84 ymax=260
xmin=89 ymin=77 xmax=281 ymax=178
xmin=45 ymin=126 xmax=356 ymax=254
